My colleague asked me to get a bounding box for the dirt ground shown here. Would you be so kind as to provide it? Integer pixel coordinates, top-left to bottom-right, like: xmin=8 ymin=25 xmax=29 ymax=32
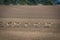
xmin=0 ymin=5 xmax=60 ymax=18
xmin=0 ymin=28 xmax=60 ymax=40
xmin=0 ymin=5 xmax=60 ymax=40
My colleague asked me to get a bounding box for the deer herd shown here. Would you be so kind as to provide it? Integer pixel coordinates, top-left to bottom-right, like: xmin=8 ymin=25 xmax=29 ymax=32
xmin=0 ymin=21 xmax=54 ymax=28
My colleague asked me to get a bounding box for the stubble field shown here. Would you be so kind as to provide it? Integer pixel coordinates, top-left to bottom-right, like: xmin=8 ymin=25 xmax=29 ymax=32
xmin=0 ymin=18 xmax=60 ymax=40
xmin=0 ymin=5 xmax=60 ymax=40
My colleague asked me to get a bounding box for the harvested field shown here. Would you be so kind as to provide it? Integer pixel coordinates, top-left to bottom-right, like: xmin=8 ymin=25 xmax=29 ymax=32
xmin=0 ymin=5 xmax=60 ymax=40
xmin=0 ymin=30 xmax=60 ymax=40
xmin=0 ymin=5 xmax=60 ymax=19
xmin=0 ymin=18 xmax=60 ymax=40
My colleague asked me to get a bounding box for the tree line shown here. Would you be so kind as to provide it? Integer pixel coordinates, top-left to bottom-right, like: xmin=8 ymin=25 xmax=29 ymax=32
xmin=0 ymin=0 xmax=60 ymax=5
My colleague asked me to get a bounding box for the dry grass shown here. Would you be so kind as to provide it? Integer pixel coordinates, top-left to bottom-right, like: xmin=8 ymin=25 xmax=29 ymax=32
xmin=0 ymin=18 xmax=60 ymax=40
xmin=0 ymin=5 xmax=60 ymax=40
xmin=0 ymin=5 xmax=60 ymax=18
xmin=0 ymin=30 xmax=60 ymax=40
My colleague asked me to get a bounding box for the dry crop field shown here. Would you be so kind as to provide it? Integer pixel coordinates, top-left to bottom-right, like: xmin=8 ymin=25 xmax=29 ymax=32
xmin=0 ymin=5 xmax=60 ymax=40
xmin=0 ymin=18 xmax=60 ymax=40
xmin=0 ymin=5 xmax=60 ymax=18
